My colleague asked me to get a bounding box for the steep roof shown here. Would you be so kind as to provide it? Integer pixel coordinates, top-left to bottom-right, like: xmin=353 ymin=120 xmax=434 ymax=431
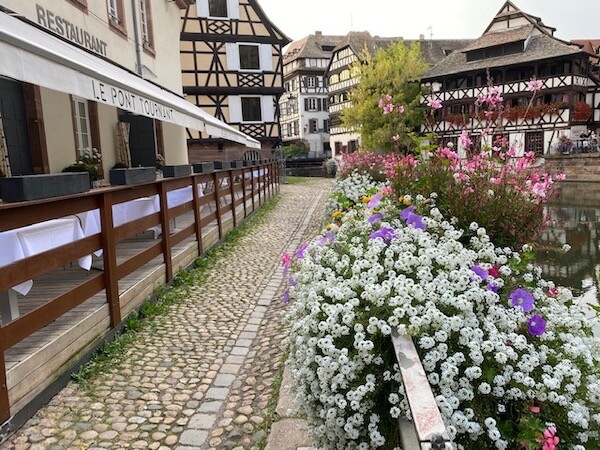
xmin=422 ymin=1 xmax=587 ymax=80
xmin=409 ymin=39 xmax=474 ymax=67
xmin=283 ymin=33 xmax=346 ymax=64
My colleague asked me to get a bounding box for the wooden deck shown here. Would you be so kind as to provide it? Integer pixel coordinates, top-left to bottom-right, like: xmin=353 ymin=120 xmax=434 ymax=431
xmin=0 ymin=165 xmax=277 ymax=424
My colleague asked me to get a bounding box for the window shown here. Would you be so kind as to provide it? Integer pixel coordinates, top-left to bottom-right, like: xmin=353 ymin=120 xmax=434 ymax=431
xmin=107 ymin=0 xmax=126 ymax=35
xmin=241 ymin=97 xmax=262 ymax=122
xmin=140 ymin=0 xmax=154 ymax=51
xmin=309 ymin=119 xmax=318 ymax=133
xmin=323 ymin=119 xmax=330 ymax=133
xmin=306 ymin=77 xmax=316 ymax=88
xmin=526 ymin=131 xmax=544 ymax=155
xmin=68 ymin=0 xmax=88 ymax=11
xmin=208 ymin=0 xmax=228 ymax=17
xmin=72 ymin=97 xmax=91 ymax=154
xmin=306 ymin=98 xmax=318 ymax=111
xmin=239 ymin=45 xmax=260 ymax=70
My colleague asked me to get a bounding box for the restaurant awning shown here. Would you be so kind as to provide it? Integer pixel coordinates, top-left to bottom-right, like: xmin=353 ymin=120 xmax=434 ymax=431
xmin=0 ymin=11 xmax=261 ymax=149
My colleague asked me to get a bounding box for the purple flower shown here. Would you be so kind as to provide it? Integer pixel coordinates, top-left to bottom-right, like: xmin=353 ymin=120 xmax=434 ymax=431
xmin=400 ymin=206 xmax=427 ymax=231
xmin=528 ymin=314 xmax=546 ymax=336
xmin=317 ymin=231 xmax=336 ymax=246
xmin=487 ymin=281 xmax=500 ymax=293
xmin=368 ymin=193 xmax=382 ymax=209
xmin=369 ymin=227 xmax=395 ymax=242
xmin=282 ymin=290 xmax=290 ymax=304
xmin=368 ymin=213 xmax=383 ymax=224
xmin=296 ymin=244 xmax=308 ymax=259
xmin=400 ymin=206 xmax=415 ymax=220
xmin=470 ymin=265 xmax=489 ymax=281
xmin=510 ymin=288 xmax=535 ymax=312
xmin=287 ymin=276 xmax=297 ymax=287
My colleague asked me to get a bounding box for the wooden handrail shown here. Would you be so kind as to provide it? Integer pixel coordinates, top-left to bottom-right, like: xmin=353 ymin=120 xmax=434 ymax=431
xmin=0 ymin=161 xmax=280 ymax=423
xmin=391 ymin=329 xmax=454 ymax=450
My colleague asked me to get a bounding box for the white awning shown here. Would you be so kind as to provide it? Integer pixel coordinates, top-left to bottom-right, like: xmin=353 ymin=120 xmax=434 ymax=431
xmin=0 ymin=11 xmax=261 ymax=149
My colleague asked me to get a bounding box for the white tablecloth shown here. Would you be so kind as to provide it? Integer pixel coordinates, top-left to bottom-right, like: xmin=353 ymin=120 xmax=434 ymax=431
xmin=77 ymin=184 xmax=204 ymax=241
xmin=0 ymin=217 xmax=91 ymax=295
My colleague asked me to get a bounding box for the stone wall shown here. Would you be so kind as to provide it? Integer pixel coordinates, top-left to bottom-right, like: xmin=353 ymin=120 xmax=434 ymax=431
xmin=544 ymin=154 xmax=600 ymax=183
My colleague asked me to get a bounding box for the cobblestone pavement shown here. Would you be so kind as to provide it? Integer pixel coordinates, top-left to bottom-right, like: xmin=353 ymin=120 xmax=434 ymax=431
xmin=1 ymin=178 xmax=331 ymax=450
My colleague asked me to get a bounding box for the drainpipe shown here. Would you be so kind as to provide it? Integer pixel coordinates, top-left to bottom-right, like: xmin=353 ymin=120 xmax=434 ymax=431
xmin=130 ymin=0 xmax=142 ymax=76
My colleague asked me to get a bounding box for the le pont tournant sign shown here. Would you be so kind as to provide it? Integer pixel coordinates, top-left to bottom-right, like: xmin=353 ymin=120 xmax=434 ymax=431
xmin=35 ymin=4 xmax=108 ymax=57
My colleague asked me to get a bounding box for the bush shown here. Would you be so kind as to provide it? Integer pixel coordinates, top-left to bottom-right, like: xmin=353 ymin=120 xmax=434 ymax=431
xmin=284 ymin=173 xmax=600 ymax=450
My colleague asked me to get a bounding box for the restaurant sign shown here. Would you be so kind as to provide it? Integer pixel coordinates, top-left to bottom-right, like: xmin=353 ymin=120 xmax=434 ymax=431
xmin=35 ymin=4 xmax=108 ymax=57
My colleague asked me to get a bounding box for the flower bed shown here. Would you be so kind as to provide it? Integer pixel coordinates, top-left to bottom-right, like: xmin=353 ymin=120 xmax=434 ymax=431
xmin=284 ymin=169 xmax=600 ymax=449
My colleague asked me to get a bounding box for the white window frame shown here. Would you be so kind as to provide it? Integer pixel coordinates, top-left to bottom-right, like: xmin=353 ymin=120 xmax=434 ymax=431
xmin=72 ymin=96 xmax=91 ymax=154
xmin=197 ymin=0 xmax=240 ymax=19
xmin=226 ymin=43 xmax=273 ymax=72
xmin=108 ymin=0 xmax=120 ymax=23
xmin=238 ymin=44 xmax=260 ymax=71
xmin=307 ymin=77 xmax=316 ymax=88
xmin=307 ymin=98 xmax=318 ymax=111
xmin=139 ymin=0 xmax=151 ymax=46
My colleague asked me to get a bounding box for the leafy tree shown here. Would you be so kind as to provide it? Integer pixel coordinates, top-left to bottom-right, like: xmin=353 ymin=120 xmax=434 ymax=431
xmin=282 ymin=140 xmax=309 ymax=159
xmin=342 ymin=40 xmax=429 ymax=152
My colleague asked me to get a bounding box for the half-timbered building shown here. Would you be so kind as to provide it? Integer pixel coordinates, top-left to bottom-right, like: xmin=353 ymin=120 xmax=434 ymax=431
xmin=422 ymin=1 xmax=600 ymax=156
xmin=280 ymin=32 xmax=345 ymax=157
xmin=180 ymin=0 xmax=290 ymax=162
xmin=327 ymin=32 xmax=471 ymax=156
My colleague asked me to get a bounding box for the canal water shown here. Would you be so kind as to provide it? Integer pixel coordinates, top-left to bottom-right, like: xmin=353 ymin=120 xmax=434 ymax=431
xmin=537 ymin=182 xmax=600 ymax=313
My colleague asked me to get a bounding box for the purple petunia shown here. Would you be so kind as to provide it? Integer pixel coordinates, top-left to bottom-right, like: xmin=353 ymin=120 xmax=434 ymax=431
xmin=296 ymin=244 xmax=309 ymax=259
xmin=288 ymin=276 xmax=297 ymax=287
xmin=368 ymin=193 xmax=383 ymax=209
xmin=368 ymin=213 xmax=383 ymax=224
xmin=400 ymin=206 xmax=427 ymax=231
xmin=510 ymin=288 xmax=535 ymax=312
xmin=317 ymin=231 xmax=336 ymax=246
xmin=369 ymin=227 xmax=395 ymax=242
xmin=470 ymin=265 xmax=489 ymax=281
xmin=487 ymin=281 xmax=500 ymax=293
xmin=528 ymin=314 xmax=546 ymax=336
xmin=282 ymin=290 xmax=290 ymax=304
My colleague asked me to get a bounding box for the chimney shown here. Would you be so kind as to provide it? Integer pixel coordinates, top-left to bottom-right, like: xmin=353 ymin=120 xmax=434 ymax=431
xmin=419 ymin=34 xmax=425 ymax=41
xmin=315 ymin=31 xmax=322 ymax=37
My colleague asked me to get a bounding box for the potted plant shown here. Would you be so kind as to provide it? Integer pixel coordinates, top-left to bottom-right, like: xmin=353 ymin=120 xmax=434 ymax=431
xmin=62 ymin=148 xmax=102 ymax=187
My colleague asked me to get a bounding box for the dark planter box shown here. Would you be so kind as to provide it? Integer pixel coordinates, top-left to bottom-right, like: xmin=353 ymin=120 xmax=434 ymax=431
xmin=162 ymin=165 xmax=192 ymax=178
xmin=109 ymin=167 xmax=156 ymax=185
xmin=213 ymin=161 xmax=231 ymax=170
xmin=0 ymin=172 xmax=90 ymax=203
xmin=193 ymin=162 xmax=215 ymax=173
xmin=242 ymin=160 xmax=250 ymax=167
xmin=251 ymin=160 xmax=258 ymax=166
xmin=230 ymin=160 xmax=243 ymax=169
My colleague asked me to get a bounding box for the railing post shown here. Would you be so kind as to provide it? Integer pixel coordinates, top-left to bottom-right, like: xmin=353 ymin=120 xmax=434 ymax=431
xmin=251 ymin=168 xmax=256 ymax=213
xmin=158 ymin=182 xmax=173 ymax=282
xmin=0 ymin=349 xmax=10 ymax=424
xmin=192 ymin=175 xmax=204 ymax=255
xmin=99 ymin=191 xmax=122 ymax=327
xmin=228 ymin=169 xmax=237 ymax=228
xmin=257 ymin=165 xmax=262 ymax=206
xmin=241 ymin=168 xmax=248 ymax=218
xmin=213 ymin=171 xmax=223 ymax=240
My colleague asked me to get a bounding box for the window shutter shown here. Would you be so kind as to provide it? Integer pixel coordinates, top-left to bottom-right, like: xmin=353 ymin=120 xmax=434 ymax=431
xmin=260 ymin=44 xmax=273 ymax=72
xmin=225 ymin=43 xmax=240 ymax=71
xmin=261 ymin=96 xmax=275 ymax=122
xmin=229 ymin=96 xmax=242 ymax=123
xmin=323 ymin=98 xmax=328 ymax=110
xmin=304 ymin=99 xmax=309 ymax=111
xmin=226 ymin=0 xmax=240 ymax=19
xmin=197 ymin=0 xmax=209 ymax=17
xmin=317 ymin=99 xmax=322 ymax=111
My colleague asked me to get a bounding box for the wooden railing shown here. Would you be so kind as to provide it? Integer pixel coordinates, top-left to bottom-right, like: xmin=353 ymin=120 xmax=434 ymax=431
xmin=0 ymin=160 xmax=280 ymax=424
xmin=392 ymin=330 xmax=454 ymax=449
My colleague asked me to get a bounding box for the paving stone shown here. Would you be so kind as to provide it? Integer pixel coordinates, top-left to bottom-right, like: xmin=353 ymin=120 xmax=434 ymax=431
xmin=0 ymin=180 xmax=330 ymax=450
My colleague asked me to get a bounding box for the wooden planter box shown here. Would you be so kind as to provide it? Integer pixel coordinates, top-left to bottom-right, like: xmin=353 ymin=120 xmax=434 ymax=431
xmin=193 ymin=162 xmax=215 ymax=173
xmin=109 ymin=167 xmax=156 ymax=185
xmin=162 ymin=165 xmax=192 ymax=178
xmin=213 ymin=161 xmax=231 ymax=170
xmin=0 ymin=172 xmax=90 ymax=203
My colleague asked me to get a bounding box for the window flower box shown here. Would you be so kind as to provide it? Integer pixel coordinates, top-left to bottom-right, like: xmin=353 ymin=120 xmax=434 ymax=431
xmin=162 ymin=165 xmax=192 ymax=178
xmin=109 ymin=167 xmax=156 ymax=185
xmin=213 ymin=161 xmax=231 ymax=170
xmin=0 ymin=172 xmax=90 ymax=203
xmin=193 ymin=162 xmax=215 ymax=173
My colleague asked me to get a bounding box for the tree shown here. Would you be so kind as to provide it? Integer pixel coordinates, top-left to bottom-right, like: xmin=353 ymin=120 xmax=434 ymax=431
xmin=341 ymin=40 xmax=429 ymax=152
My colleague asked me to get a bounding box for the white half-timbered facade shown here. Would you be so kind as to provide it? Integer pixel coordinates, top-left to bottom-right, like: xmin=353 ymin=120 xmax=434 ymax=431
xmin=280 ymin=32 xmax=344 ymax=157
xmin=422 ymin=1 xmax=600 ymax=156
xmin=180 ymin=0 xmax=290 ymax=162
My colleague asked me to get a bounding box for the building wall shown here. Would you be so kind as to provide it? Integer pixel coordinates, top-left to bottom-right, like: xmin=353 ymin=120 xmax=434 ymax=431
xmin=97 ymin=102 xmax=119 ymax=173
xmin=40 ymin=88 xmax=76 ymax=174
xmin=162 ymin=122 xmax=187 ymax=165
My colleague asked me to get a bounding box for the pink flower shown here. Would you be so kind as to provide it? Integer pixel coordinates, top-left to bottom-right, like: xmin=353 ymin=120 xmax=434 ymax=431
xmin=529 ymin=406 xmax=540 ymax=413
xmin=427 ymin=98 xmax=443 ymax=110
xmin=490 ymin=177 xmax=502 ymax=185
xmin=460 ymin=129 xmax=473 ymax=149
xmin=397 ymin=105 xmax=405 ymax=114
xmin=381 ymin=186 xmax=392 ymax=196
xmin=281 ymin=252 xmax=292 ymax=268
xmin=541 ymin=427 xmax=560 ymax=450
xmin=392 ymin=134 xmax=400 ymax=142
xmin=555 ymin=173 xmax=566 ymax=181
xmin=527 ymin=77 xmax=543 ymax=92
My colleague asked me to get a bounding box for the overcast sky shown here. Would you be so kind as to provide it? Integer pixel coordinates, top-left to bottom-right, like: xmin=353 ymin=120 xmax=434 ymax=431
xmin=258 ymin=0 xmax=598 ymax=43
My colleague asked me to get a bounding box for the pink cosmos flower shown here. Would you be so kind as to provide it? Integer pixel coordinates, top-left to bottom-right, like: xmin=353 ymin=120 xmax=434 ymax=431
xmin=527 ymin=77 xmax=543 ymax=92
xmin=427 ymin=98 xmax=443 ymax=110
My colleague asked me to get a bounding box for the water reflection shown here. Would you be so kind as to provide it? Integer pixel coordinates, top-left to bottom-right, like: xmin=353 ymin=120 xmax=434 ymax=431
xmin=537 ymin=182 xmax=600 ymax=309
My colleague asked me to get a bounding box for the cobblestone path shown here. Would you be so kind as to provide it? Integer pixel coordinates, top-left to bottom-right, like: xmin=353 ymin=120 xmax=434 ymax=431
xmin=1 ymin=178 xmax=331 ymax=450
